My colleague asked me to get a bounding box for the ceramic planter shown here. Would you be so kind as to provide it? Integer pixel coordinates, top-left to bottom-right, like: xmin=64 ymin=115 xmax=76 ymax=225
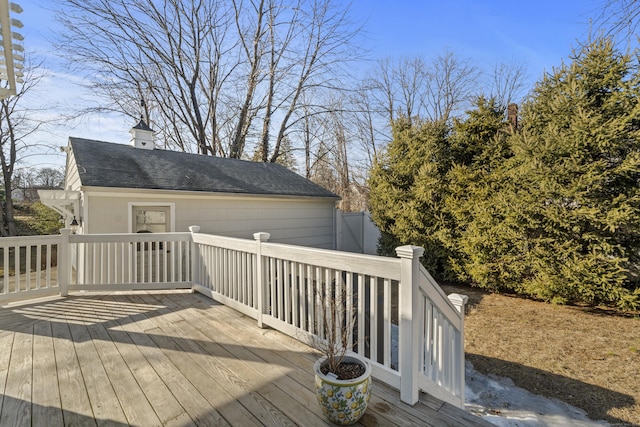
xmin=314 ymin=355 xmax=372 ymax=425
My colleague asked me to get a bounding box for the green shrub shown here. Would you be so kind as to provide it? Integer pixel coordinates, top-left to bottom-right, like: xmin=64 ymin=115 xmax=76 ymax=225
xmin=23 ymin=202 xmax=62 ymax=235
xmin=369 ymin=38 xmax=640 ymax=310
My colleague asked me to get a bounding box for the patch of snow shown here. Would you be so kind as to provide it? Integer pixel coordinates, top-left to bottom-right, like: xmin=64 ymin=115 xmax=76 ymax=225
xmin=465 ymin=361 xmax=610 ymax=427
xmin=390 ymin=324 xmax=610 ymax=426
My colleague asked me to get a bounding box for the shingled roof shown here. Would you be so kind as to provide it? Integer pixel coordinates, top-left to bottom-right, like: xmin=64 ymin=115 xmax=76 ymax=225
xmin=69 ymin=137 xmax=338 ymax=199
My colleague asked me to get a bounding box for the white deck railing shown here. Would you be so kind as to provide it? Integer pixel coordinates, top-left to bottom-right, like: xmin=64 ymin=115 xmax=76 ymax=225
xmin=66 ymin=231 xmax=192 ymax=292
xmin=190 ymin=228 xmax=467 ymax=408
xmin=0 ymin=234 xmax=62 ymax=302
xmin=0 ymin=227 xmax=467 ymax=408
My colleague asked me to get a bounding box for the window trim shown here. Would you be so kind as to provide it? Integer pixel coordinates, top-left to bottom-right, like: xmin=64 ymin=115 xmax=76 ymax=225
xmin=128 ymin=202 xmax=176 ymax=233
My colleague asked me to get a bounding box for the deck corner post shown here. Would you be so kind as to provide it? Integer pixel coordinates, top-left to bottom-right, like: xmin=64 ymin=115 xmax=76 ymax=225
xmin=58 ymin=228 xmax=71 ymax=297
xmin=448 ymin=293 xmax=469 ymax=408
xmin=254 ymin=232 xmax=271 ymax=328
xmin=396 ymin=245 xmax=424 ymax=406
xmin=188 ymin=226 xmax=201 ymax=289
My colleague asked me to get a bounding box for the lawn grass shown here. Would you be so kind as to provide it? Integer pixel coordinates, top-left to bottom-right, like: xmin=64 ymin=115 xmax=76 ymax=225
xmin=441 ymin=283 xmax=640 ymax=426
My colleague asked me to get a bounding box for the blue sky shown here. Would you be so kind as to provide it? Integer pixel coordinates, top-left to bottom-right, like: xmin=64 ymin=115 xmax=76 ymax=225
xmin=20 ymin=0 xmax=600 ymax=169
xmin=349 ymin=0 xmax=598 ymax=76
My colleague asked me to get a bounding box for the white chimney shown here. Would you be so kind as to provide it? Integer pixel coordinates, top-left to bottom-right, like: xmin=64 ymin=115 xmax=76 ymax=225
xmin=130 ymin=117 xmax=154 ymax=150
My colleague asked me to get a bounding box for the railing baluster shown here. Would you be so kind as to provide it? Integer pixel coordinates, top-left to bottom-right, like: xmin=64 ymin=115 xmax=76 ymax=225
xmin=106 ymin=242 xmax=111 ymax=284
xmin=369 ymin=275 xmax=377 ymax=363
xmin=35 ymin=245 xmax=41 ymax=290
xmin=306 ymin=264 xmax=313 ymax=334
xmin=269 ymin=257 xmax=276 ymax=318
xmin=283 ymin=260 xmax=290 ymax=324
xmin=291 ymin=261 xmax=299 ymax=327
xmin=346 ymin=272 xmax=353 ymax=348
xmin=334 ymin=269 xmax=342 ymax=346
xmin=3 ymin=246 xmax=9 ymax=294
xmin=45 ymin=243 xmax=51 ymax=289
xmin=238 ymin=252 xmax=244 ymax=303
xmin=383 ymin=277 xmax=391 ymax=367
xmin=357 ymin=273 xmax=365 ymax=357
xmin=25 ymin=245 xmax=31 ymax=291
xmin=315 ymin=266 xmax=322 ymax=338
xmin=15 ymin=244 xmax=21 ymax=292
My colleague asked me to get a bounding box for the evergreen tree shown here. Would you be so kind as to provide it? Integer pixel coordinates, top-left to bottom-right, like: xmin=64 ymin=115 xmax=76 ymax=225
xmin=369 ymin=117 xmax=455 ymax=278
xmin=462 ymin=38 xmax=640 ymax=309
xmin=369 ymin=99 xmax=511 ymax=281
xmin=369 ymin=38 xmax=640 ymax=309
xmin=444 ymin=97 xmax=514 ymax=284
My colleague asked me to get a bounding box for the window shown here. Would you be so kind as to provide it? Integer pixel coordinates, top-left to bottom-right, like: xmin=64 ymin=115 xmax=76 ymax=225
xmin=132 ymin=206 xmax=171 ymax=233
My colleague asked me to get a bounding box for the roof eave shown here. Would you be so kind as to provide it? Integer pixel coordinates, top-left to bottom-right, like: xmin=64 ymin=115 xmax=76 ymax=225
xmin=78 ymin=185 xmax=341 ymax=201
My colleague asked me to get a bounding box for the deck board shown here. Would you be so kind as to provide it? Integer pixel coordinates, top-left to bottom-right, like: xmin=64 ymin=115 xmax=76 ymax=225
xmin=2 ymin=325 xmax=31 ymax=427
xmin=50 ymin=320 xmax=96 ymax=426
xmin=168 ymin=299 xmax=331 ymax=426
xmin=142 ymin=294 xmax=303 ymax=424
xmin=94 ymin=297 xmax=191 ymax=426
xmin=0 ymin=333 xmax=14 ymax=425
xmin=0 ymin=290 xmax=493 ymax=426
xmin=84 ymin=320 xmax=162 ymax=425
xmin=32 ymin=321 xmax=64 ymax=427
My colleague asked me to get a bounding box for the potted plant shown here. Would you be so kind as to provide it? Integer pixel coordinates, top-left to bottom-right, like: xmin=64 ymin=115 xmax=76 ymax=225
xmin=313 ymin=279 xmax=372 ymax=425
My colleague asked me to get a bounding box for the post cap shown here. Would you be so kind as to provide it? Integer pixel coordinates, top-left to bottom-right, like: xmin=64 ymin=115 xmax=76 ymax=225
xmin=395 ymin=245 xmax=424 ymax=259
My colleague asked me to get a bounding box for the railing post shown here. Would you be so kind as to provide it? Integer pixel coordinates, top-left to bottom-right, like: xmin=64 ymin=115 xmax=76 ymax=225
xmin=448 ymin=293 xmax=469 ymax=408
xmin=395 ymin=245 xmax=424 ymax=406
xmin=189 ymin=226 xmax=201 ymax=290
xmin=58 ymin=228 xmax=71 ymax=297
xmin=254 ymin=232 xmax=270 ymax=328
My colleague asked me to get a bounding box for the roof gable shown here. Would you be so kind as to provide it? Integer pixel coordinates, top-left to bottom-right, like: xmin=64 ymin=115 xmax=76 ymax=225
xmin=69 ymin=138 xmax=338 ymax=199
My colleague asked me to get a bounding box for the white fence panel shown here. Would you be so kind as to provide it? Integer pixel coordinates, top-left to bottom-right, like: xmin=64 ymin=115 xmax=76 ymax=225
xmin=68 ymin=232 xmax=192 ymax=291
xmin=417 ymin=264 xmax=467 ymax=407
xmin=0 ymin=234 xmax=61 ymax=303
xmin=336 ymin=211 xmax=381 ymax=255
xmin=191 ymin=232 xmax=259 ymax=318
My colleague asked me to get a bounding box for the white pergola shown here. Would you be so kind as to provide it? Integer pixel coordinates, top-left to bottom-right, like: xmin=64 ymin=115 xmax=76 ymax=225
xmin=0 ymin=0 xmax=22 ymax=99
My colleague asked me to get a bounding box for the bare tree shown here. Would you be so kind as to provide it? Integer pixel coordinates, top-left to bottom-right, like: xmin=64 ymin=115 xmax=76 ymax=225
xmin=266 ymin=0 xmax=362 ymax=163
xmin=298 ymin=93 xmax=371 ymax=212
xmin=12 ymin=167 xmax=64 ymax=202
xmin=349 ymin=84 xmax=386 ymax=171
xmin=230 ymin=0 xmax=266 ymax=159
xmin=595 ymin=0 xmax=640 ymax=43
xmin=0 ymin=63 xmax=45 ymax=236
xmin=368 ymin=50 xmax=479 ymax=128
xmin=55 ymin=0 xmax=363 ymax=161
xmin=486 ymin=60 xmax=529 ymax=110
xmin=57 ymin=0 xmax=233 ymax=155
xmin=35 ymin=167 xmax=65 ymax=188
xmin=422 ymin=49 xmax=479 ymax=123
xmin=369 ymin=57 xmax=428 ymax=125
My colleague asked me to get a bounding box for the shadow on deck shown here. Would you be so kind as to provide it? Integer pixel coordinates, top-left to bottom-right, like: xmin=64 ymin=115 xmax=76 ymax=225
xmin=0 ymin=290 xmax=490 ymax=426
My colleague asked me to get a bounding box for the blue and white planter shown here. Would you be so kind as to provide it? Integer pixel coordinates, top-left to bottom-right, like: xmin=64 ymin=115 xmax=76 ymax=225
xmin=314 ymin=355 xmax=372 ymax=425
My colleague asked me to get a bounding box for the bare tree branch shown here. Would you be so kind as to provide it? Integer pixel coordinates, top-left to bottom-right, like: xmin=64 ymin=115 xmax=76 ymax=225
xmin=54 ymin=0 xmax=363 ymax=161
xmin=0 ymin=58 xmax=46 ymax=235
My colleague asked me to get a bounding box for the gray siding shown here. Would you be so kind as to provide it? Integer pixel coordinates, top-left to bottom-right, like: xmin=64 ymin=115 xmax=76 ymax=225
xmin=85 ymin=190 xmax=336 ymax=249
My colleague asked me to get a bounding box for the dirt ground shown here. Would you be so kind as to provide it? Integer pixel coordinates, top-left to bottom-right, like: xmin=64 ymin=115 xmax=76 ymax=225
xmin=440 ymin=284 xmax=640 ymax=427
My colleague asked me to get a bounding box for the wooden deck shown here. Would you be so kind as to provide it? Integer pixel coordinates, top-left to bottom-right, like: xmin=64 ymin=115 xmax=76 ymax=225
xmin=0 ymin=290 xmax=491 ymax=426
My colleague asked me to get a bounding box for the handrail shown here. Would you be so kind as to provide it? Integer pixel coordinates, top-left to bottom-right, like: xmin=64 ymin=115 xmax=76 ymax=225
xmin=418 ymin=264 xmax=462 ymax=326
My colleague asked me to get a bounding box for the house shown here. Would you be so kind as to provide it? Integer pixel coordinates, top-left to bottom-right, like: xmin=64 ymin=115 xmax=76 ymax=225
xmin=39 ymin=120 xmax=340 ymax=249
